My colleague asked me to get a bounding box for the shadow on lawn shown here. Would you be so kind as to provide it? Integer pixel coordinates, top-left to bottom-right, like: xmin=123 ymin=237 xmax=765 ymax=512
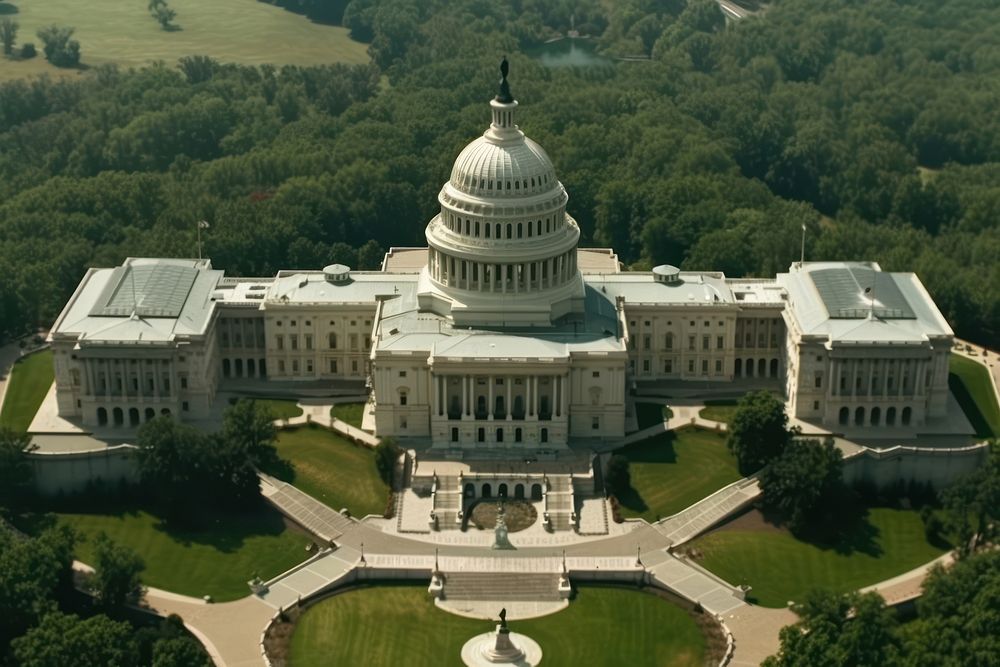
xmin=152 ymin=503 xmax=289 ymax=553
xmin=767 ymin=502 xmax=884 ymax=558
xmin=616 ymin=432 xmax=680 ymax=514
xmin=0 ymin=3 xmax=17 ymax=15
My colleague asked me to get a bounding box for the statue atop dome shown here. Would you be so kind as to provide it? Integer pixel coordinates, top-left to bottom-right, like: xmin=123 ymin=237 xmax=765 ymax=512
xmin=495 ymin=56 xmax=514 ymax=104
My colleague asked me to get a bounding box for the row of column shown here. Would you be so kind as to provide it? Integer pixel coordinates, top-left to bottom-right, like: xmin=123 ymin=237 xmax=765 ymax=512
xmin=429 ymin=248 xmax=577 ymax=293
xmin=829 ymin=357 xmax=928 ymax=398
xmin=81 ymin=357 xmax=176 ymax=400
xmin=432 ymin=374 xmax=568 ymax=420
xmin=442 ymin=213 xmax=560 ymax=240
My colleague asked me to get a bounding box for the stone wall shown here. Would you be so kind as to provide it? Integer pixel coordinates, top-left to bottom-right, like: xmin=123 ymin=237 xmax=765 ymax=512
xmin=842 ymin=442 xmax=988 ymax=490
xmin=29 ymin=445 xmax=138 ymax=495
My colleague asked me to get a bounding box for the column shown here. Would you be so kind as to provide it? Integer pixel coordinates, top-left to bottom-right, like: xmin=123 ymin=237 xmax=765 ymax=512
xmin=506 ymin=377 xmax=512 ymax=421
xmin=462 ymin=376 xmax=468 ymax=417
xmin=555 ymin=375 xmax=561 ymax=418
xmin=561 ymin=374 xmax=569 ymax=417
xmin=526 ymin=375 xmax=533 ymax=417
xmin=105 ymin=360 xmax=113 ymax=398
xmin=488 ymin=375 xmax=494 ymax=419
xmin=84 ymin=359 xmax=95 ymax=397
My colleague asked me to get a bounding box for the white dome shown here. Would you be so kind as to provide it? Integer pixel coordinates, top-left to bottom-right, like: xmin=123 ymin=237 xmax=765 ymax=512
xmin=449 ymin=134 xmax=558 ymax=198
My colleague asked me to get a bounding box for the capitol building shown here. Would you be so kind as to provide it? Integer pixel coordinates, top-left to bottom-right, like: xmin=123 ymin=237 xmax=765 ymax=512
xmin=48 ymin=63 xmax=955 ymax=449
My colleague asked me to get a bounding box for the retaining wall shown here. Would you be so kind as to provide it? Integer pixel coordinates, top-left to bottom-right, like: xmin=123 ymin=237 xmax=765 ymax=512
xmin=842 ymin=442 xmax=988 ymax=489
xmin=29 ymin=444 xmax=138 ymax=495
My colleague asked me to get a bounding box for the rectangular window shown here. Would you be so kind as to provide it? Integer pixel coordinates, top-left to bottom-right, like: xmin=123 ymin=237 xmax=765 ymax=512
xmin=592 ymin=371 xmax=600 ymax=378
xmin=351 ymin=360 xmax=358 ymax=373
xmin=592 ymin=416 xmax=600 ymax=430
xmin=815 ymin=373 xmax=823 ymax=388
xmin=329 ymin=360 xmax=338 ymax=373
xmin=717 ymin=336 xmax=724 ymax=350
xmin=643 ymin=360 xmax=650 ymax=372
xmin=182 ymin=401 xmax=189 ymax=412
xmin=399 ymin=370 xmax=407 ymax=377
xmin=813 ymin=401 xmax=820 ymax=410
xmin=688 ymin=359 xmax=695 ymax=373
xmin=305 ymin=334 xmax=313 ymax=350
xmin=278 ymin=360 xmax=285 ymax=373
xmin=180 ymin=376 xmax=188 ymax=389
xmin=688 ymin=336 xmax=695 ymax=351
xmin=290 ymin=335 xmax=298 ymax=351
xmin=715 ymin=360 xmax=722 ymax=373
xmin=400 ymin=393 xmax=407 ymax=406
xmin=664 ymin=360 xmax=673 ymax=373
xmin=292 ymin=360 xmax=299 ymax=373
xmin=643 ymin=335 xmax=651 ymax=350
xmin=701 ymin=359 xmax=708 ymax=374
xmin=702 ymin=335 xmax=709 ymax=351
xmin=306 ymin=360 xmax=313 ymax=373
xmin=276 ymin=335 xmax=284 ymax=351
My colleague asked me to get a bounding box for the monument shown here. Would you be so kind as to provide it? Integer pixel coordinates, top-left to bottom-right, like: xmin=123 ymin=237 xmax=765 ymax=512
xmin=492 ymin=502 xmax=515 ymax=550
xmin=460 ymin=608 xmax=543 ymax=666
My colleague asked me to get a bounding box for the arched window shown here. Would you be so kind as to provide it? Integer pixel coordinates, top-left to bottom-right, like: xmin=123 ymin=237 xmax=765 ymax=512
xmin=886 ymin=407 xmax=896 ymax=425
xmin=745 ymin=359 xmax=754 ymax=378
xmin=464 ymin=483 xmax=475 ymax=498
xmin=129 ymin=408 xmax=140 ymax=426
xmin=506 ymin=223 xmax=512 ymax=239
xmin=161 ymin=408 xmax=171 ymax=416
xmin=235 ymin=358 xmax=244 ymax=378
xmin=758 ymin=358 xmax=766 ymax=377
xmin=485 ymin=224 xmax=491 ymax=238
xmin=499 ymin=483 xmax=508 ymax=497
xmin=477 ymin=427 xmax=485 ymax=442
xmin=222 ymin=358 xmax=231 ymax=378
xmin=531 ymin=483 xmax=543 ymax=500
xmin=517 ymin=224 xmax=523 ymax=238
xmin=482 ymin=483 xmax=492 ymax=498
xmin=735 ymin=358 xmax=743 ymax=377
xmin=113 ymin=407 xmax=124 ymax=426
xmin=145 ymin=408 xmax=155 ymax=422
xmin=839 ymin=407 xmax=849 ymax=425
xmin=536 ymin=220 xmax=542 ymax=235
xmin=854 ymin=407 xmax=865 ymax=426
xmin=871 ymin=407 xmax=881 ymax=425
xmin=902 ymin=407 xmax=912 ymax=425
xmin=495 ymin=223 xmax=501 ymax=238
xmin=97 ymin=407 xmax=108 ymax=426
xmin=515 ymin=484 xmax=525 ymax=499
xmin=770 ymin=359 xmax=778 ymax=377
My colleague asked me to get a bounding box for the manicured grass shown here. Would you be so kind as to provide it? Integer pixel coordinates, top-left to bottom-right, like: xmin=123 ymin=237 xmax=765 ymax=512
xmin=699 ymin=400 xmax=738 ymax=424
xmin=0 ymin=0 xmax=369 ymax=83
xmin=290 ymin=584 xmax=709 ymax=667
xmin=56 ymin=504 xmax=310 ymax=601
xmin=949 ymin=354 xmax=1000 ymax=438
xmin=0 ymin=349 xmax=54 ymax=432
xmin=615 ymin=427 xmax=741 ymax=522
xmin=266 ymin=424 xmax=387 ymax=517
xmin=229 ymin=397 xmax=302 ymax=420
xmin=329 ymin=402 xmax=365 ymax=429
xmin=690 ymin=507 xmax=950 ymax=608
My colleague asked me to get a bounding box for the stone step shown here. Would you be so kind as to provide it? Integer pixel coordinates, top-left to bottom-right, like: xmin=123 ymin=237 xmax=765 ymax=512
xmin=442 ymin=572 xmax=561 ymax=602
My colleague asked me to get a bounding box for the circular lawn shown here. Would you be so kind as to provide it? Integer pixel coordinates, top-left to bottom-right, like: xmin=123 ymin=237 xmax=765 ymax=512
xmin=286 ymin=584 xmax=717 ymax=667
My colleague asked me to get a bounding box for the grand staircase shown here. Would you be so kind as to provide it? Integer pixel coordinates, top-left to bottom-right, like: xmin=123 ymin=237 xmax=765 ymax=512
xmin=441 ymin=572 xmax=562 ymax=602
xmin=431 ymin=474 xmax=463 ymax=530
xmin=544 ymin=475 xmax=575 ymax=531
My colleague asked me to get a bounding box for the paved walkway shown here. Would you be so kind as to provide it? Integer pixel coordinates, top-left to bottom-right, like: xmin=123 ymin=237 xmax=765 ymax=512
xmin=654 ymin=477 xmax=761 ymax=547
xmin=860 ymin=550 xmax=955 ymax=605
xmin=280 ymin=400 xmax=379 ymax=447
xmin=259 ymin=473 xmax=355 ymax=540
xmin=257 ymin=546 xmax=361 ymax=610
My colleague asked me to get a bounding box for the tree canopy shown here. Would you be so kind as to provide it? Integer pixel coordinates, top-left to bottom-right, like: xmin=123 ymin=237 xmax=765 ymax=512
xmin=0 ymin=0 xmax=998 ymax=346
xmin=726 ymin=391 xmax=791 ymax=475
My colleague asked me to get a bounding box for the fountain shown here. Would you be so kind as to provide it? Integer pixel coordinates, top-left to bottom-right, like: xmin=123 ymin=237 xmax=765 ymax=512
xmin=460 ymin=608 xmax=543 ymax=666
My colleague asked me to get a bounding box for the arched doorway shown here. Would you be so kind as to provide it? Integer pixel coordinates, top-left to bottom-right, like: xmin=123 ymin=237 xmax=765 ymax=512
xmin=758 ymin=359 xmax=766 ymax=377
xmin=745 ymin=359 xmax=754 ymax=378
xmin=97 ymin=407 xmax=108 ymax=426
xmin=770 ymin=359 xmax=778 ymax=378
xmin=145 ymin=408 xmax=155 ymax=422
xmin=854 ymin=407 xmax=865 ymax=426
xmin=222 ymin=359 xmax=231 ymax=378
xmin=839 ymin=407 xmax=849 ymax=425
xmin=871 ymin=407 xmax=881 ymax=426
xmin=464 ymin=483 xmax=475 ymax=498
xmin=735 ymin=358 xmax=742 ymax=377
xmin=886 ymin=407 xmax=896 ymax=425
xmin=482 ymin=483 xmax=492 ymax=498
xmin=234 ymin=358 xmax=244 ymax=378
xmin=128 ymin=407 xmax=140 ymax=426
xmin=902 ymin=407 xmax=912 ymax=425
xmin=514 ymin=484 xmax=525 ymax=499
xmin=498 ymin=483 xmax=508 ymax=498
xmin=530 ymin=484 xmax=543 ymax=501
xmin=247 ymin=359 xmax=256 ymax=378
xmin=259 ymin=359 xmax=267 ymax=378
xmin=112 ymin=407 xmax=124 ymax=426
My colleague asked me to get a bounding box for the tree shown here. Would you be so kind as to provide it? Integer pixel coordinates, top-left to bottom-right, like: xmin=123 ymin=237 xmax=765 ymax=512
xmin=0 ymin=18 xmax=18 ymax=56
xmin=148 ymin=0 xmax=179 ymax=31
xmin=0 ymin=427 xmax=37 ymax=513
xmin=152 ymin=637 xmax=211 ymax=667
xmin=36 ymin=25 xmax=80 ymax=67
xmin=374 ymin=437 xmax=400 ymax=486
xmin=726 ymin=391 xmax=792 ymax=475
xmin=758 ymin=438 xmax=844 ymax=533
xmin=11 ymin=612 xmax=139 ymax=667
xmin=762 ymin=589 xmax=900 ymax=667
xmin=604 ymin=454 xmax=631 ymax=497
xmin=222 ymin=399 xmax=278 ymax=468
xmin=940 ymin=440 xmax=1000 ymax=555
xmin=901 ymin=550 xmax=1000 ymax=665
xmin=0 ymin=524 xmax=76 ymax=646
xmin=91 ymin=533 xmax=145 ymax=610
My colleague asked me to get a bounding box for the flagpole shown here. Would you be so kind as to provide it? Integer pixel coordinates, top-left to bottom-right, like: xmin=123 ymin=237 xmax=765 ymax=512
xmin=197 ymin=220 xmax=209 ymax=260
xmin=800 ymin=223 xmax=806 ymax=266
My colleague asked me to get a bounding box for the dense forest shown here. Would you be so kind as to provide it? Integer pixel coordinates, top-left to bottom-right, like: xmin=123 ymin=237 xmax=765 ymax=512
xmin=0 ymin=0 xmax=998 ymax=345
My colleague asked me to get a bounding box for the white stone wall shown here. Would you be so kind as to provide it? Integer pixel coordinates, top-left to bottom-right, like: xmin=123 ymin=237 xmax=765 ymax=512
xmin=624 ymin=306 xmax=740 ymax=381
xmin=263 ymin=305 xmax=376 ymax=381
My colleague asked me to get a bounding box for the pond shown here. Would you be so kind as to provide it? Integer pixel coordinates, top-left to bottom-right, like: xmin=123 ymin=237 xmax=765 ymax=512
xmin=527 ymin=38 xmax=612 ymax=69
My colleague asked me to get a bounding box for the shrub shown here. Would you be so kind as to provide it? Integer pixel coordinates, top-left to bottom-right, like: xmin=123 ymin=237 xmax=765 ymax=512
xmin=605 ymin=454 xmax=631 ymax=497
xmin=374 ymin=437 xmax=400 ymax=486
xmin=36 ymin=25 xmax=81 ymax=68
xmin=20 ymin=43 xmax=36 ymax=59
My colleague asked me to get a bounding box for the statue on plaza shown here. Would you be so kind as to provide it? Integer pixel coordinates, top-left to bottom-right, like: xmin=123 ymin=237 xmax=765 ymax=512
xmin=492 ymin=501 xmax=515 ymax=550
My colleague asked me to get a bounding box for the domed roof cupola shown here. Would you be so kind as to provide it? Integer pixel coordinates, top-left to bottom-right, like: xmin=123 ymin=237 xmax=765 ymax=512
xmin=418 ymin=58 xmax=585 ymax=327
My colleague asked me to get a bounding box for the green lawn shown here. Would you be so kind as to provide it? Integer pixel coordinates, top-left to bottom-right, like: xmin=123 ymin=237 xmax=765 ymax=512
xmin=290 ymin=584 xmax=709 ymax=667
xmin=949 ymin=354 xmax=1000 ymax=438
xmin=615 ymin=427 xmax=742 ymax=522
xmin=0 ymin=0 xmax=369 ymax=83
xmin=699 ymin=400 xmax=738 ymax=424
xmin=56 ymin=504 xmax=310 ymax=601
xmin=330 ymin=402 xmax=365 ymax=429
xmin=690 ymin=507 xmax=950 ymax=608
xmin=0 ymin=349 xmax=54 ymax=432
xmin=229 ymin=397 xmax=303 ymax=420
xmin=266 ymin=424 xmax=387 ymax=517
